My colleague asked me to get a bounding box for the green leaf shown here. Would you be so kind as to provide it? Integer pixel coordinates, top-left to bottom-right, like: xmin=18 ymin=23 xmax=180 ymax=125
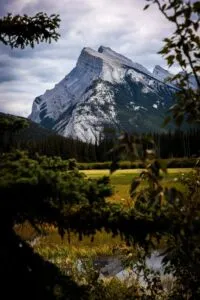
xmin=166 ymin=55 xmax=175 ymax=66
xmin=162 ymin=116 xmax=171 ymax=127
xmin=110 ymin=160 xmax=120 ymax=174
xmin=158 ymin=159 xmax=168 ymax=174
xmin=143 ymin=4 xmax=150 ymax=10
xmin=129 ymin=178 xmax=141 ymax=198
xmin=175 ymin=113 xmax=184 ymax=127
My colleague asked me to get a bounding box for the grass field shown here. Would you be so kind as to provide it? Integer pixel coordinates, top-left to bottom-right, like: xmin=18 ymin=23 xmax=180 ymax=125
xmin=19 ymin=168 xmax=192 ymax=258
xmin=83 ymin=168 xmax=192 ymax=177
xmin=82 ymin=168 xmax=191 ymax=203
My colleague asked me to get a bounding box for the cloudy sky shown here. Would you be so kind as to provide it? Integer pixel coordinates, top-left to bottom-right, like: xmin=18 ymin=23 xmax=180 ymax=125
xmin=0 ymin=0 xmax=175 ymax=117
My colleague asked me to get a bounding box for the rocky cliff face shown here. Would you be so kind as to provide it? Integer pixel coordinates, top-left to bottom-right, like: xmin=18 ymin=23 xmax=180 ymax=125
xmin=29 ymin=46 xmax=178 ymax=143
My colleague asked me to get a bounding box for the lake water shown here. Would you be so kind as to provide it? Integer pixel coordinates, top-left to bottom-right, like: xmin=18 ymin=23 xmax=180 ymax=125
xmin=93 ymin=251 xmax=164 ymax=278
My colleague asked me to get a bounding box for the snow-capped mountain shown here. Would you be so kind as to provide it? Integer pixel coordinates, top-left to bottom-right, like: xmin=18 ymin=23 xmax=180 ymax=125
xmin=29 ymin=46 xmax=177 ymax=143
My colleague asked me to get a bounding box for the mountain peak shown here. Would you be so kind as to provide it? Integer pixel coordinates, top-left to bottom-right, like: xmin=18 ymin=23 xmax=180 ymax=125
xmin=153 ymin=65 xmax=169 ymax=73
xmin=78 ymin=47 xmax=100 ymax=60
xmin=154 ymin=65 xmax=165 ymax=70
xmin=98 ymin=45 xmax=134 ymax=67
xmin=29 ymin=46 xmax=176 ymax=142
xmin=98 ymin=45 xmax=111 ymax=53
xmin=77 ymin=46 xmax=115 ymax=66
xmin=79 ymin=46 xmax=132 ymax=67
xmin=153 ymin=65 xmax=172 ymax=82
xmin=76 ymin=47 xmax=104 ymax=70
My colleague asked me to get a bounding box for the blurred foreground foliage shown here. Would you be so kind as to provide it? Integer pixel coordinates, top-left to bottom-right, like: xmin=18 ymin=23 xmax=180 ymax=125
xmin=1 ymin=146 xmax=200 ymax=298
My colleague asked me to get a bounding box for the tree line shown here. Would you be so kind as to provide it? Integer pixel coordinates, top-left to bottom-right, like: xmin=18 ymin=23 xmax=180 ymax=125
xmin=1 ymin=115 xmax=200 ymax=161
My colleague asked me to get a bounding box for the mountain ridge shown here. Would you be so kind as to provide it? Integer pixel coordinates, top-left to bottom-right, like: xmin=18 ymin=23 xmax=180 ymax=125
xmin=29 ymin=46 xmax=179 ymax=142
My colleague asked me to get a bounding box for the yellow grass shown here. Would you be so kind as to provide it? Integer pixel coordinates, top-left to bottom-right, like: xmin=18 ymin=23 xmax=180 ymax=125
xmin=82 ymin=168 xmax=192 ymax=176
xmin=19 ymin=168 xmax=192 ymax=255
xmin=82 ymin=168 xmax=191 ymax=203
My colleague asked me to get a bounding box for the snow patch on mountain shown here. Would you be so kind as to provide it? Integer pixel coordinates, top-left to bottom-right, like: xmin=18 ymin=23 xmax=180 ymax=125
xmin=54 ymin=81 xmax=117 ymax=142
xmin=98 ymin=46 xmax=152 ymax=76
xmin=29 ymin=46 xmax=177 ymax=142
xmin=152 ymin=104 xmax=158 ymax=109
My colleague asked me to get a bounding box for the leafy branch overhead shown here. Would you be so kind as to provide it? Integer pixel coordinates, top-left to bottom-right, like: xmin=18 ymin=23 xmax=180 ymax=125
xmin=0 ymin=13 xmax=60 ymax=48
xmin=145 ymin=0 xmax=200 ymax=125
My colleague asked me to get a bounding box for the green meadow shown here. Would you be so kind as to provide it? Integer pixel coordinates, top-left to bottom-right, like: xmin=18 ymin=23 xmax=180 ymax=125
xmin=83 ymin=168 xmax=190 ymax=204
xmin=17 ymin=168 xmax=192 ymax=262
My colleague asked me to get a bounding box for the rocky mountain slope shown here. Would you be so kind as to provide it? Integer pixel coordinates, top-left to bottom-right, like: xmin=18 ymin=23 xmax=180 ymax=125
xmin=29 ymin=46 xmax=179 ymax=143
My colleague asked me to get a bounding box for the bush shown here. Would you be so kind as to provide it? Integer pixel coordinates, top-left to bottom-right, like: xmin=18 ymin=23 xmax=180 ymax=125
xmin=78 ymin=158 xmax=196 ymax=170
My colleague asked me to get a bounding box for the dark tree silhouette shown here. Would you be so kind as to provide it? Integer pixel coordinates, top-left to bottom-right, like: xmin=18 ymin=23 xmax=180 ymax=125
xmin=0 ymin=12 xmax=60 ymax=48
